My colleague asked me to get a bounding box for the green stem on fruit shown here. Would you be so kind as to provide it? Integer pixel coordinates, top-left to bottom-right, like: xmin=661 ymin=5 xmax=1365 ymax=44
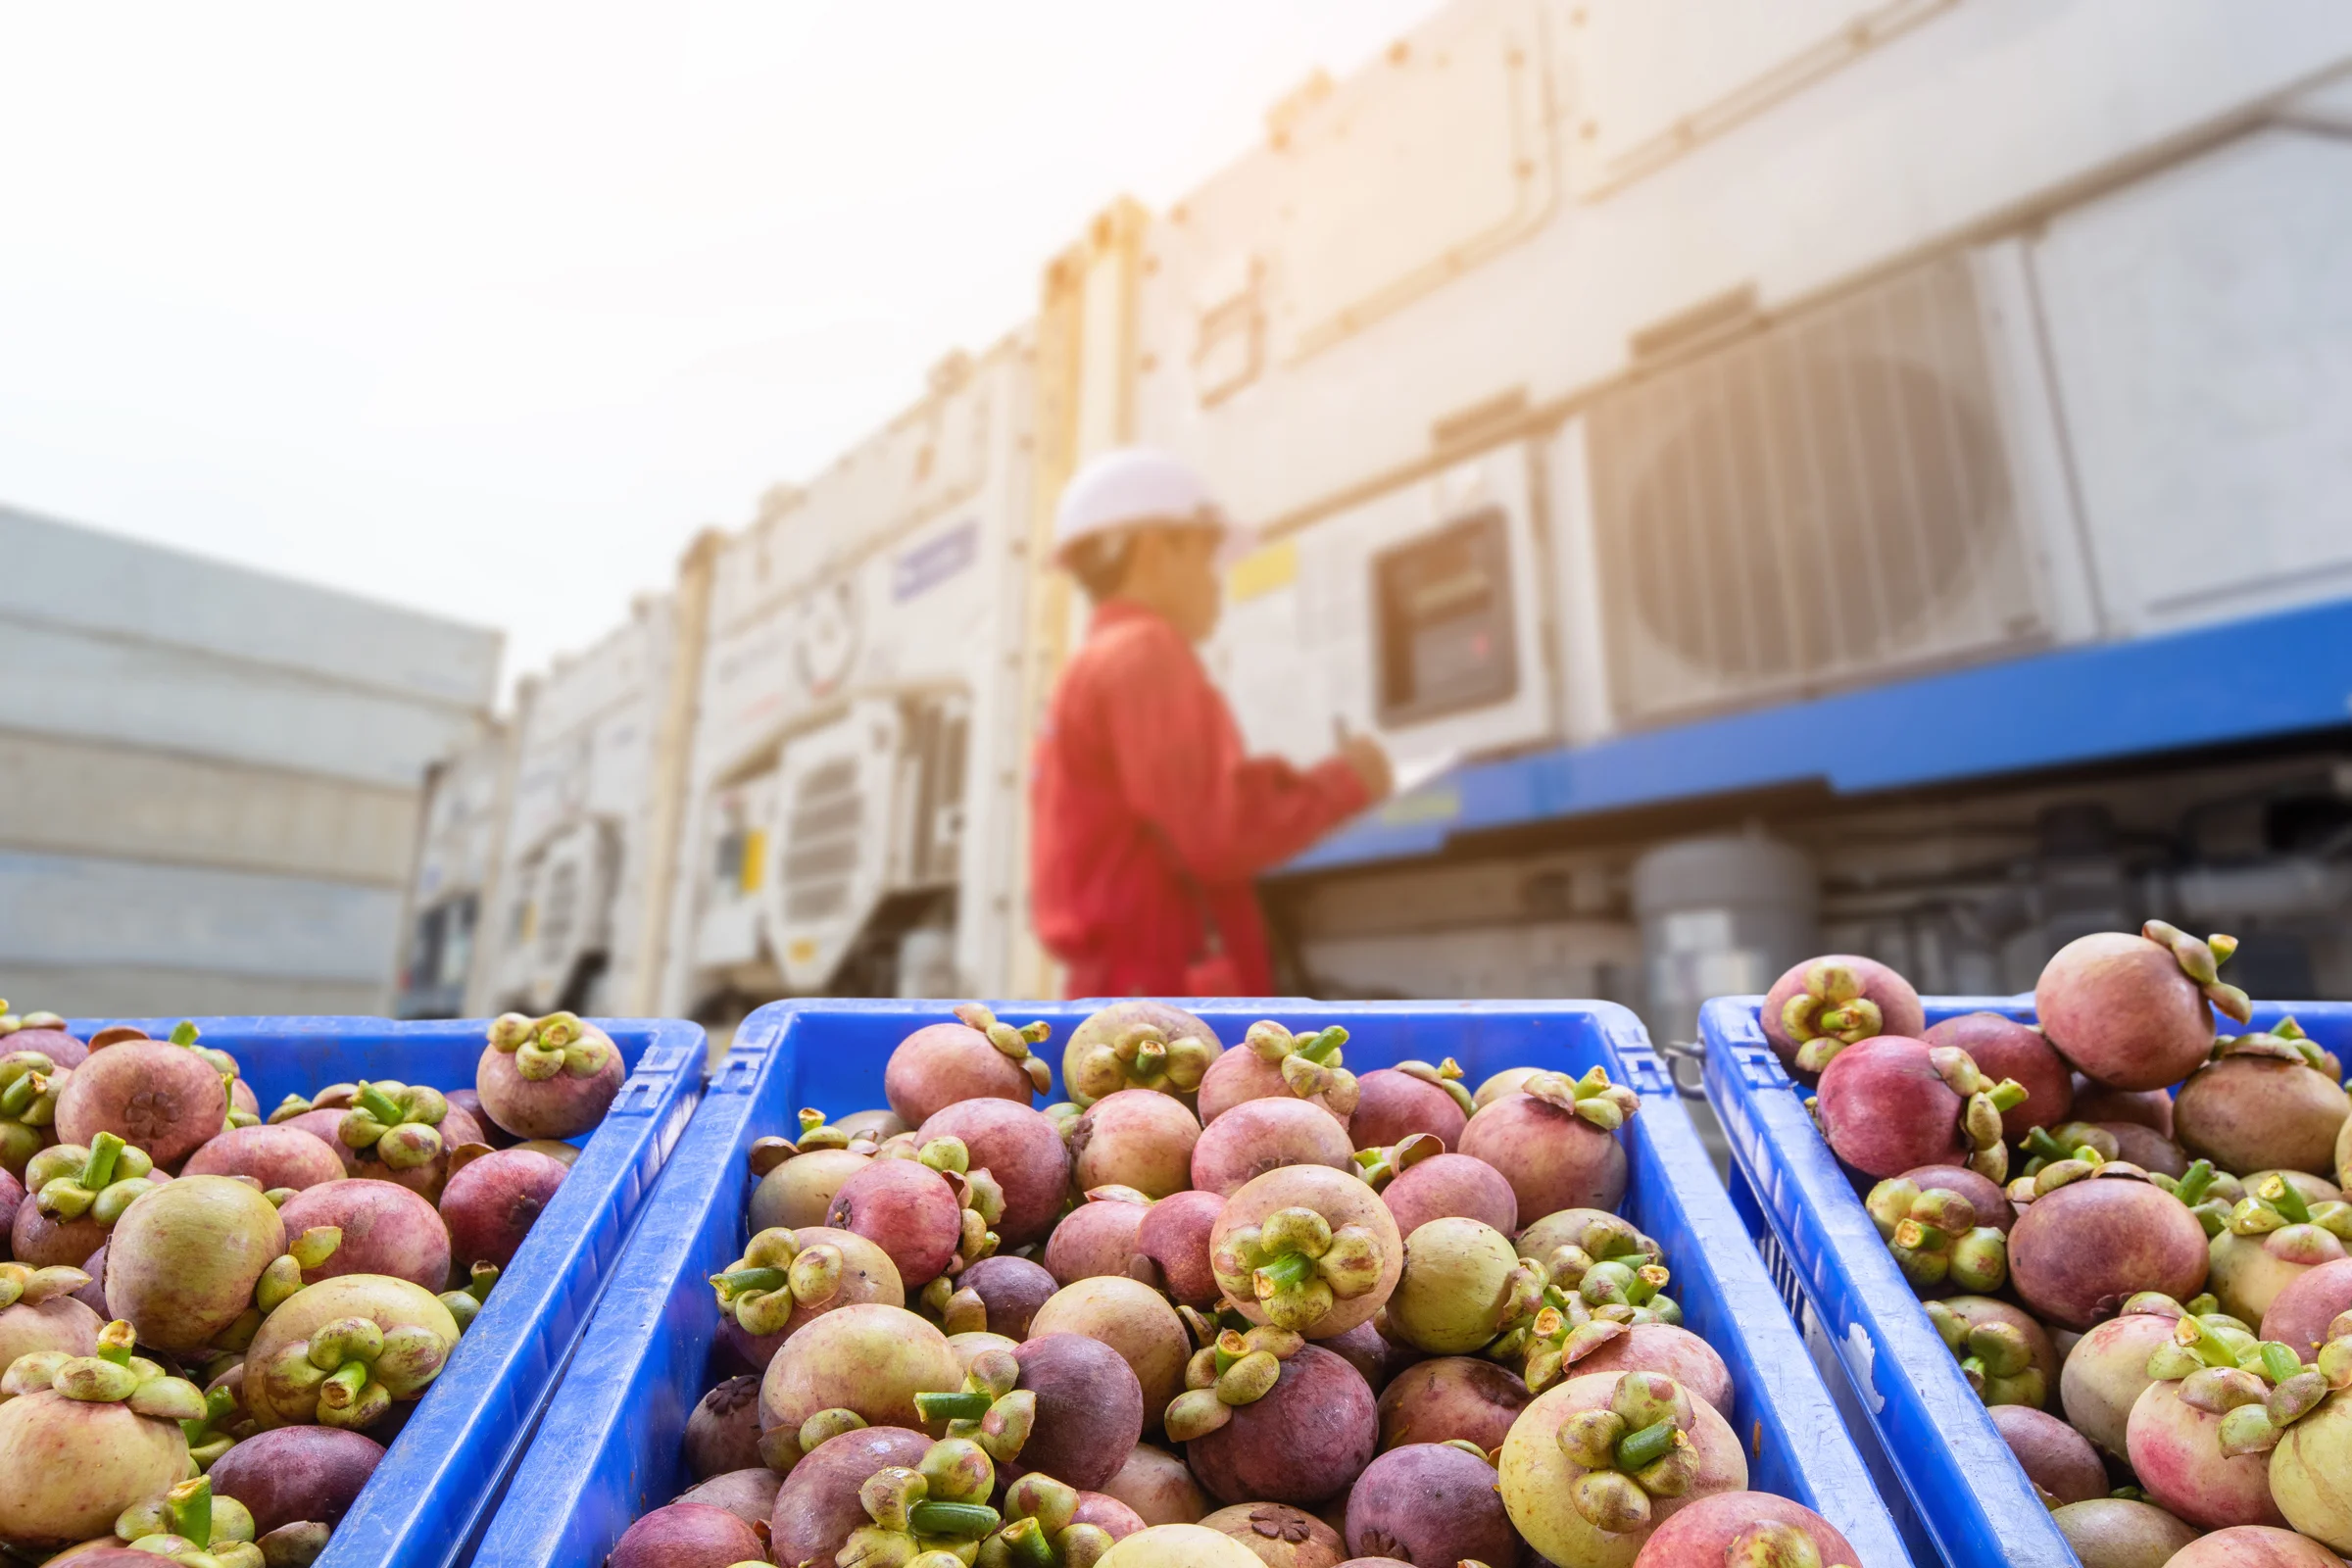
xmin=2262 ymin=1175 xmax=2314 ymax=1226
xmin=1987 ymin=1082 xmax=2029 ymax=1113
xmin=1298 ymin=1027 xmax=1346 ymax=1064
xmin=2259 ymin=1342 xmax=2304 ymax=1386
xmin=2173 ymin=1161 xmax=2216 ymax=1207
xmin=914 ymin=1391 xmax=996 ymax=1422
xmin=999 ymin=1516 xmax=1057 ymax=1568
xmin=711 ymin=1267 xmax=789 ymax=1298
xmin=1253 ymin=1251 xmax=1316 ymax=1292
xmin=83 ymin=1131 xmax=123 ymax=1191
xmin=354 ymin=1084 xmax=403 ymax=1126
xmin=2177 ymin=1313 xmax=2244 ymax=1369
xmin=908 ymin=1501 xmax=1000 ymax=1537
xmin=97 ymin=1319 xmax=136 ymax=1365
xmin=167 ymin=1477 xmax=214 ymax=1548
xmin=1614 ymin=1418 xmax=1678 ymax=1471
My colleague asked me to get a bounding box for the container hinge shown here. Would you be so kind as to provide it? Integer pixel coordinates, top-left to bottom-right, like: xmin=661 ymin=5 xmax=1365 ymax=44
xmin=711 ymin=1048 xmax=766 ymax=1095
xmin=1738 ymin=1046 xmax=1790 ymax=1090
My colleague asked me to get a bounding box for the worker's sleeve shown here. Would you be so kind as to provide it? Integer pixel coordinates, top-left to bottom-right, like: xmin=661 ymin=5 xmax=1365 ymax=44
xmin=1095 ymin=628 xmax=1372 ymax=885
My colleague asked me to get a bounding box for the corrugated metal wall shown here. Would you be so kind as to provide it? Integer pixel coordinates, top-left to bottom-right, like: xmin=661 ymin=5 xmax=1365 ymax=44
xmin=0 ymin=506 xmax=500 ymax=1016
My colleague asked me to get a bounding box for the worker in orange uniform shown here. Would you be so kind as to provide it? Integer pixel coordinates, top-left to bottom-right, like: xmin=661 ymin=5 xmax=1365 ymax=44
xmin=1030 ymin=448 xmax=1392 ymax=998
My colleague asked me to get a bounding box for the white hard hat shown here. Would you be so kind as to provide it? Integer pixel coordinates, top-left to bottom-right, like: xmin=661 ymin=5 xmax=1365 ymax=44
xmin=1052 ymin=447 xmax=1229 ymax=568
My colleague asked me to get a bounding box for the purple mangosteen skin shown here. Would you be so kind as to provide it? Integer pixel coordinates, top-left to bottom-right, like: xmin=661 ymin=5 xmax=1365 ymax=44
xmin=1072 ymin=1492 xmax=1146 ymax=1541
xmin=2100 ymin=1122 xmax=2190 ymax=1179
xmin=1924 ymin=1013 xmax=2071 ymax=1143
xmin=2009 ymin=1180 xmax=2209 ymax=1330
xmin=2058 ymin=1311 xmax=2177 ymax=1456
xmin=1348 ymin=1070 xmax=1466 ymax=1152
xmin=13 ymin=1200 xmax=111 ymax=1271
xmin=1375 ymin=1355 xmax=1529 ymax=1452
xmin=181 ymin=1124 xmax=348 ymax=1192
xmin=1133 ymin=1190 xmax=1224 ymax=1307
xmin=275 ymin=1178 xmax=451 ymax=1292
xmin=1344 ymin=1443 xmax=1511 ymax=1567
xmin=1632 ymin=1492 xmax=1861 ymax=1568
xmin=207 ymin=1425 xmax=386 ymax=1532
xmin=1190 ymin=1099 xmax=1354 ymax=1197
xmin=954 ymin=1254 xmax=1058 ymax=1340
xmin=1897 ymin=1165 xmax=2016 ymax=1235
xmin=1043 ymin=1199 xmax=1150 ymax=1287
xmin=769 ymin=1425 xmax=933 ymax=1568
xmin=1010 ymin=1333 xmax=1146 ymax=1492
xmin=2176 ymin=1056 xmax=2348 ymax=1179
xmin=2262 ymin=1257 xmax=2352 ymax=1358
xmin=884 ymin=1021 xmax=1032 ymax=1128
xmin=281 ymin=1107 xmax=363 ymax=1175
xmin=609 ymin=1500 xmax=765 ymax=1568
xmin=674 ymin=1468 xmax=781 ymax=1530
xmin=0 ymin=1165 xmax=22 ymax=1236
xmin=2036 ymin=932 xmax=2213 ymax=1092
xmin=445 ymin=1087 xmax=517 ymax=1148
xmin=2163 ymin=1527 xmax=2350 ymax=1568
xmin=2126 ymin=1380 xmax=2287 ymax=1531
xmin=825 ymin=1156 xmax=960 ymax=1287
xmin=1186 ymin=1345 xmax=1377 ymax=1507
xmin=6 ymin=1027 xmax=87 ymax=1070
xmin=440 ymin=1146 xmax=569 ymax=1270
xmin=476 ymin=1039 xmax=623 ymax=1142
xmin=1760 ymin=955 xmax=1925 ymax=1072
xmin=1317 ymin=1320 xmax=1417 ymax=1398
xmin=2074 ymin=1080 xmax=2174 ymax=1138
xmin=917 ymin=1099 xmax=1070 ymax=1248
xmin=684 ymin=1375 xmax=764 ymax=1479
xmin=1456 ymin=1094 xmax=1627 ymax=1216
xmin=1987 ymin=1403 xmax=2106 ymax=1504
xmin=56 ymin=1041 xmax=228 ymax=1167
xmin=1813 ymin=1036 xmax=1969 ymax=1179
xmin=1380 ymin=1152 xmax=1517 ymax=1240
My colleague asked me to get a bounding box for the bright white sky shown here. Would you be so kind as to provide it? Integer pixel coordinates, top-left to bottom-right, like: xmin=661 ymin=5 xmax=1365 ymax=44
xmin=0 ymin=2 xmax=1436 ymax=692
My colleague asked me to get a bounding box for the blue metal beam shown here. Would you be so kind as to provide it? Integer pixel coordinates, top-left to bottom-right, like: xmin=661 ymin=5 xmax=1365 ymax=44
xmin=1286 ymin=597 xmax=2352 ymax=874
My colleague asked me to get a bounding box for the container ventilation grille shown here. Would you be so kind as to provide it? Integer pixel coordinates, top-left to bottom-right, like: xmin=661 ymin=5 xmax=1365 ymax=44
xmin=1588 ymin=254 xmax=2043 ymax=724
xmin=784 ymin=758 xmax=861 ymax=923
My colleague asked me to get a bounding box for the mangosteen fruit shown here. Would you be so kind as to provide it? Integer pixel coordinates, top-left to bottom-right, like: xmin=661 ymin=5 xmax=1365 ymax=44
xmin=1457 ymin=1067 xmax=1641 ymax=1218
xmin=440 ymin=1146 xmax=569 ymax=1271
xmin=1132 ymin=1189 xmax=1224 ymax=1307
xmin=1628 ymin=1491 xmax=1860 ymax=1568
xmin=683 ymin=1374 xmax=763 ymax=1478
xmin=1344 ymin=1442 xmax=1512 ymax=1566
xmin=55 ymin=1028 xmax=228 ymax=1169
xmin=1382 ymin=1217 xmax=1543 ymax=1356
xmin=1209 ymin=1164 xmax=1402 ymax=1340
xmin=1062 ymin=1002 xmax=1222 ymax=1108
xmin=2176 ymin=1021 xmax=2350 ymax=1179
xmin=1167 ymin=1331 xmax=1376 ymax=1507
xmin=182 ymin=1125 xmax=347 ymax=1194
xmin=1071 ymin=1090 xmax=1200 ymax=1200
xmin=766 ymin=1423 xmax=931 ymax=1567
xmin=1924 ymin=1011 xmax=2071 ymax=1142
xmin=757 ymin=1303 xmax=960 ymax=1469
xmin=476 ymin=1011 xmax=624 ymax=1140
xmin=1375 ymin=1355 xmax=1529 ymax=1452
xmin=1196 ymin=1022 xmax=1357 ymax=1127
xmin=2047 ymin=1496 xmax=2200 ymax=1568
xmin=1497 ymin=1369 xmax=1748 ymax=1568
xmin=0 ymin=1319 xmax=204 ymax=1544
xmin=104 ymin=1173 xmax=287 ymax=1353
xmin=2035 ymin=922 xmax=2249 ymax=1091
xmin=609 ymin=1499 xmax=764 ymax=1568
xmin=1097 ymin=1443 xmax=1207 ymax=1527
xmin=1379 ymin=1151 xmax=1517 ymax=1239
xmin=1027 ymin=1276 xmax=1192 ymax=1424
xmin=1986 ymin=1402 xmax=2105 ymax=1503
xmin=2263 ymin=1257 xmax=2352 ymax=1358
xmin=1348 ymin=1059 xmax=1473 ymax=1152
xmin=948 ymin=1253 xmax=1057 ymax=1341
xmin=1191 ymin=1099 xmax=1355 ymax=1197
xmin=273 ymin=1179 xmax=450 ymax=1294
xmin=1761 ymin=954 xmax=1925 ymax=1077
xmin=206 ymin=1424 xmax=384 ymax=1534
xmin=2008 ymin=1157 xmax=2210 ymax=1330
xmin=1097 ymin=1523 xmax=1267 ymax=1567
xmin=1924 ymin=1297 xmax=2057 ymax=1407
xmin=1045 ymin=1188 xmax=1153 ymax=1286
xmin=1814 ymin=1036 xmax=2020 ymax=1182
xmin=883 ymin=1004 xmax=1052 ymax=1126
xmin=919 ymin=1097 xmax=1071 ymax=1247
xmin=2163 ymin=1526 xmax=2345 ymax=1568
xmin=673 ymin=1467 xmax=779 ymax=1530
xmin=2060 ymin=1296 xmax=2194 ymax=1455
xmin=242 ymin=1275 xmax=462 ymax=1431
xmin=1201 ymin=1500 xmax=1346 ymax=1568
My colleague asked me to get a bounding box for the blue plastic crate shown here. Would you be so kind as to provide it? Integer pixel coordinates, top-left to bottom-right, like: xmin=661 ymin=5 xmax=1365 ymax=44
xmin=64 ymin=1014 xmax=706 ymax=1568
xmin=478 ymin=998 xmax=1915 ymax=1568
xmin=1701 ymin=995 xmax=2352 ymax=1568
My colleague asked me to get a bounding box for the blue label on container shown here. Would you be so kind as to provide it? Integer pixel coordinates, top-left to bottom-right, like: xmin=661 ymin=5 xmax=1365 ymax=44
xmin=894 ymin=520 xmax=978 ymax=602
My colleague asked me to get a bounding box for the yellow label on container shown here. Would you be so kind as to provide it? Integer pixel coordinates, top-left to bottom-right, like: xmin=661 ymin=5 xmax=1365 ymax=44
xmin=1227 ymin=538 xmax=1298 ymax=603
xmin=788 ymin=938 xmax=818 ymax=967
xmin=739 ymin=829 xmax=768 ymax=893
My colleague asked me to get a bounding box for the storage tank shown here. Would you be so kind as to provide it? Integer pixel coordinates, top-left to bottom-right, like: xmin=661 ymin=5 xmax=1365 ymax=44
xmin=1630 ymin=833 xmax=1818 ymax=1047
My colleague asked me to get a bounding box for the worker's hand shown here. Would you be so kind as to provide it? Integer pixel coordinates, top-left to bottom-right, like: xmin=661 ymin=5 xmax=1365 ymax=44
xmin=1339 ymin=732 xmax=1393 ymax=804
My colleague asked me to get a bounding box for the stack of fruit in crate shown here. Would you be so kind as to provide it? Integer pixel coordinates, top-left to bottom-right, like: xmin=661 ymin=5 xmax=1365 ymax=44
xmin=1769 ymin=928 xmax=2352 ymax=1568
xmin=620 ymin=1001 xmax=1861 ymax=1568
xmin=0 ymin=1004 xmax=617 ymax=1565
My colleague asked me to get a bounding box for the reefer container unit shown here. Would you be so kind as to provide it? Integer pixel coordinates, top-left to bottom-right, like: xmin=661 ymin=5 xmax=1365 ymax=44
xmin=1 ymin=505 xmax=500 ymax=1016
xmin=1026 ymin=0 xmax=2352 ymax=1022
